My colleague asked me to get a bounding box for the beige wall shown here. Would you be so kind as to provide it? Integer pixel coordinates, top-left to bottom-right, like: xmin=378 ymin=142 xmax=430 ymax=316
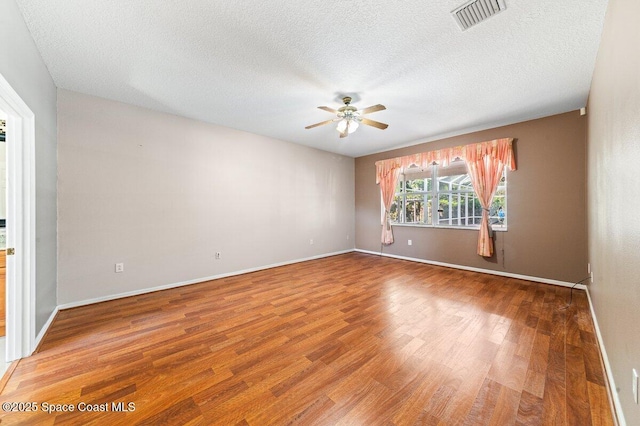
xmin=587 ymin=0 xmax=640 ymax=423
xmin=356 ymin=111 xmax=588 ymax=283
xmin=57 ymin=90 xmax=354 ymax=305
xmin=1 ymin=0 xmax=58 ymax=333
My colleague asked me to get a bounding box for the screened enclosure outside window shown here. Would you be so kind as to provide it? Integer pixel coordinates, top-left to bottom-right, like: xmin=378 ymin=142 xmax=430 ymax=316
xmin=389 ymin=160 xmax=507 ymax=229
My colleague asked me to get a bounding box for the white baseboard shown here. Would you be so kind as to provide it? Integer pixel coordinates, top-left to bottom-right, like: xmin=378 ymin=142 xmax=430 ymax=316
xmin=354 ymin=249 xmax=586 ymax=289
xmin=57 ymin=249 xmax=355 ymax=311
xmin=585 ymin=288 xmax=626 ymax=426
xmin=33 ymin=306 xmax=59 ymax=353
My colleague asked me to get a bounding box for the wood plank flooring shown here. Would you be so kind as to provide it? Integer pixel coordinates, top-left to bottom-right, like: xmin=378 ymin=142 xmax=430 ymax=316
xmin=0 ymin=253 xmax=614 ymax=425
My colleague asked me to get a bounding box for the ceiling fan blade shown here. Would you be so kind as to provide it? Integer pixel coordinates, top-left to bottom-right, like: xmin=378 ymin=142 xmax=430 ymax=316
xmin=360 ymin=104 xmax=386 ymax=115
xmin=361 ymin=118 xmax=389 ymax=130
xmin=318 ymin=106 xmax=338 ymax=114
xmin=305 ymin=119 xmax=335 ymax=129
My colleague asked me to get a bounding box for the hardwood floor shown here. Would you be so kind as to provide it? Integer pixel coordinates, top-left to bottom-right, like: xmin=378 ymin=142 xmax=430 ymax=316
xmin=0 ymin=253 xmax=613 ymax=425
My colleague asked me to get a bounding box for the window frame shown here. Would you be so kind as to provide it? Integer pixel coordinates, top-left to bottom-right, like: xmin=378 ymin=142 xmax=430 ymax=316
xmin=389 ymin=160 xmax=508 ymax=231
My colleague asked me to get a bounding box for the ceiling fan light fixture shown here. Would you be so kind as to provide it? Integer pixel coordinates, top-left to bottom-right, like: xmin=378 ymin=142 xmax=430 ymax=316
xmin=336 ymin=118 xmax=359 ymax=134
xmin=306 ymin=97 xmax=387 ymax=138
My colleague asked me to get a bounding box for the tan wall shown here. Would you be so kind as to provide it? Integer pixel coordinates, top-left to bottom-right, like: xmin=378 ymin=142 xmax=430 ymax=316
xmin=356 ymin=111 xmax=588 ymax=283
xmin=57 ymin=90 xmax=355 ymax=305
xmin=587 ymin=0 xmax=640 ymax=423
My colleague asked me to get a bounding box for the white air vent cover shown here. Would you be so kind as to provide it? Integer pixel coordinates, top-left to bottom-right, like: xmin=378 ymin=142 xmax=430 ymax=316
xmin=452 ymin=0 xmax=506 ymax=31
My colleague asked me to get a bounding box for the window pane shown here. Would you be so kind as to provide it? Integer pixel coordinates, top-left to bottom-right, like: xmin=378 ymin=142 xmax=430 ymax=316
xmin=436 ymin=193 xmax=482 ymax=226
xmin=405 ymin=193 xmax=431 ymax=224
xmin=436 ymin=161 xmax=479 ymax=226
xmin=490 ymin=184 xmax=506 ymax=227
xmin=438 ymin=162 xmax=471 ymax=191
xmin=405 ymin=178 xmax=424 ymax=192
xmin=404 ymin=168 xmax=433 ymax=193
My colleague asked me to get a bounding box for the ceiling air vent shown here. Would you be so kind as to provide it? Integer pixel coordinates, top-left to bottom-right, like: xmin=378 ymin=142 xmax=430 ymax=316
xmin=452 ymin=0 xmax=506 ymax=31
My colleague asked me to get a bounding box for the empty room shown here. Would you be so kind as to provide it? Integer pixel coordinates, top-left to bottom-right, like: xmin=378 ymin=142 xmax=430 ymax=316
xmin=0 ymin=0 xmax=638 ymax=424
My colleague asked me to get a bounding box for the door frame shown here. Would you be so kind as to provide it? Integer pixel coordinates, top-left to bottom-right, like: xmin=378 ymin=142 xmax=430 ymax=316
xmin=0 ymin=72 xmax=36 ymax=361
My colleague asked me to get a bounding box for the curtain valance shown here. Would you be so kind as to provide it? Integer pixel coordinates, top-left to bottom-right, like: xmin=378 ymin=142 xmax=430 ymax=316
xmin=375 ymin=138 xmax=516 ymax=184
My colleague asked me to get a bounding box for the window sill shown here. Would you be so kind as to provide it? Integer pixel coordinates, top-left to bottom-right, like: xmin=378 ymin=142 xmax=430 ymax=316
xmin=391 ymin=223 xmax=508 ymax=232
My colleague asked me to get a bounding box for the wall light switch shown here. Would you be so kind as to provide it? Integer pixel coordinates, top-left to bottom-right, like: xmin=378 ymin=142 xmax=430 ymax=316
xmin=408 ymin=240 xmax=412 ymax=246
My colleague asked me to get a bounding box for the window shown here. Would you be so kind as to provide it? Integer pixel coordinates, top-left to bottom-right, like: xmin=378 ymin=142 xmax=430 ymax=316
xmin=389 ymin=160 xmax=507 ymax=230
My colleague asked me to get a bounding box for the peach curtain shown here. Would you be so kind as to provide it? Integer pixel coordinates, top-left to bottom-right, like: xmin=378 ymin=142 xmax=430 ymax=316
xmin=462 ymin=138 xmax=516 ymax=257
xmin=377 ymin=158 xmax=402 ymax=245
xmin=374 ymin=138 xmax=516 ymax=252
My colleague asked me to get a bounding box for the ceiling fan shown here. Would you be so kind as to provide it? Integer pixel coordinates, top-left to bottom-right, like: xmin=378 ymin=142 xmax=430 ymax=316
xmin=305 ymin=97 xmax=388 ymax=138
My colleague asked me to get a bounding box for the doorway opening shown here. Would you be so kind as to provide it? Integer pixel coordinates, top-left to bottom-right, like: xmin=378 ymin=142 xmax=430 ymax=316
xmin=0 ymin=72 xmax=37 ymax=371
xmin=0 ymin=113 xmax=5 ymax=375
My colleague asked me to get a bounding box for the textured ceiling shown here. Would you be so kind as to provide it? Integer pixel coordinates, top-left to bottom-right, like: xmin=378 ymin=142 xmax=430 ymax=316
xmin=16 ymin=0 xmax=608 ymax=157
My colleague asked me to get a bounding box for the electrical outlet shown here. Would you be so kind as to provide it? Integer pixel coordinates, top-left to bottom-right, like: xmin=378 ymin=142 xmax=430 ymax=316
xmin=633 ymin=368 xmax=638 ymax=404
xmin=215 ymin=252 xmax=221 ymax=260
xmin=590 ymin=271 xmax=593 ymax=284
xmin=408 ymin=239 xmax=412 ymax=246
xmin=115 ymin=263 xmax=124 ymax=273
